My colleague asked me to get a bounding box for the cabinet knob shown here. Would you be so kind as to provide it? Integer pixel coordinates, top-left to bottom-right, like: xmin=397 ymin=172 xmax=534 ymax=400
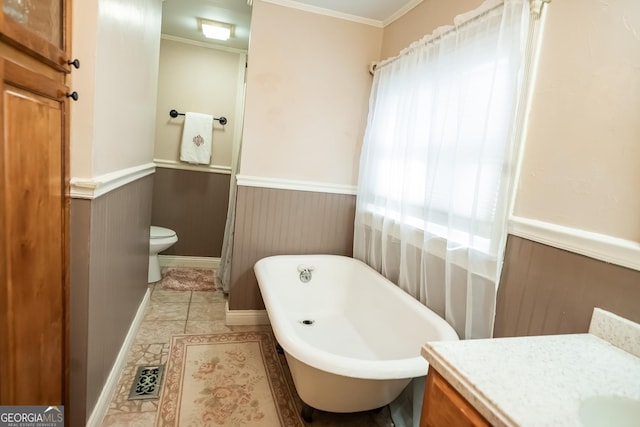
xmin=68 ymin=59 xmax=80 ymax=69
xmin=66 ymin=91 xmax=79 ymax=101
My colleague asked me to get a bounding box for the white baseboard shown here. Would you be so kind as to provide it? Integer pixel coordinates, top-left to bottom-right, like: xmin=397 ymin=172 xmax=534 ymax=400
xmin=158 ymin=255 xmax=220 ymax=270
xmin=225 ymin=301 xmax=270 ymax=326
xmin=86 ymin=288 xmax=151 ymax=427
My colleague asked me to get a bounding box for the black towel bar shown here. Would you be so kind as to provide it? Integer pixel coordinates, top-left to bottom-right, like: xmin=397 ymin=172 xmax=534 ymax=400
xmin=169 ymin=109 xmax=227 ymax=125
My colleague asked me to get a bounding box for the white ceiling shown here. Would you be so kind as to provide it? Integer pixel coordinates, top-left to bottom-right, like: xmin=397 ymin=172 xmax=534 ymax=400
xmin=286 ymin=0 xmax=419 ymax=22
xmin=161 ymin=0 xmax=419 ymax=50
xmin=161 ymin=0 xmax=253 ymax=50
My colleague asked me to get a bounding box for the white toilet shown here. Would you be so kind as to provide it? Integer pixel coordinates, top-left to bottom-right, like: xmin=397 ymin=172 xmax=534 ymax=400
xmin=148 ymin=226 xmax=178 ymax=283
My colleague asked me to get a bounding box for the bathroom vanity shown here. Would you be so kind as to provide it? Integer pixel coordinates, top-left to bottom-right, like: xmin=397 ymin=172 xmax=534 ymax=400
xmin=420 ymin=367 xmax=489 ymax=426
xmin=420 ymin=308 xmax=640 ymax=426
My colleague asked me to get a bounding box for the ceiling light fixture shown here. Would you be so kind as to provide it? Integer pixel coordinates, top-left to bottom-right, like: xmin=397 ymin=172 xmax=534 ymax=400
xmin=199 ymin=19 xmax=232 ymax=41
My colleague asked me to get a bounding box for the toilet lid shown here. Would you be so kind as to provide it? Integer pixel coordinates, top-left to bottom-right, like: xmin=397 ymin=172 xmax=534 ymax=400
xmin=150 ymin=226 xmax=176 ymax=239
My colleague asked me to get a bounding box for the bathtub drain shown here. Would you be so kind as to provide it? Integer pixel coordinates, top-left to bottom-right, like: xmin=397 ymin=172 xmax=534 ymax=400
xmin=300 ymin=319 xmax=315 ymax=326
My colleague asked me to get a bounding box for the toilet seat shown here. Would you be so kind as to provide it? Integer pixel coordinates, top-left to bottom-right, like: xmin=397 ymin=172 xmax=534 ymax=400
xmin=151 ymin=226 xmax=176 ymax=239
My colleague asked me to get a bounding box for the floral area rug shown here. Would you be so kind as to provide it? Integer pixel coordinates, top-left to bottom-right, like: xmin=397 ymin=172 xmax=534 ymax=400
xmin=159 ymin=268 xmax=216 ymax=291
xmin=156 ymin=331 xmax=304 ymax=426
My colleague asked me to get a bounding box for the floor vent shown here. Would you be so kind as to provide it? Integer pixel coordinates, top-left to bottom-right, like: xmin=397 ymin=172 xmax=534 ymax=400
xmin=128 ymin=365 xmax=164 ymax=400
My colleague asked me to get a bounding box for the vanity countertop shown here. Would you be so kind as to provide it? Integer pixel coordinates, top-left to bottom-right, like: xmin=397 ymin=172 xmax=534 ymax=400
xmin=421 ymin=309 xmax=640 ymax=426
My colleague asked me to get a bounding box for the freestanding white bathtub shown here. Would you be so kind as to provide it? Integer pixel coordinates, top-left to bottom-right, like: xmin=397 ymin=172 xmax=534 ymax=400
xmin=254 ymin=254 xmax=459 ymax=417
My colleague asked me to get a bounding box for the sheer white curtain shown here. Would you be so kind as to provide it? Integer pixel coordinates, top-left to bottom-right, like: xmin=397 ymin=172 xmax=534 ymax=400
xmin=354 ymin=0 xmax=532 ymax=340
xmin=216 ymin=153 xmax=240 ymax=293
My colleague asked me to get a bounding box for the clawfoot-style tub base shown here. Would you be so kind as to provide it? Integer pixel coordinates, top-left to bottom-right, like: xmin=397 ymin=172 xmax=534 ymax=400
xmin=301 ymin=403 xmax=314 ymax=422
xmin=299 ymin=402 xmax=386 ymax=423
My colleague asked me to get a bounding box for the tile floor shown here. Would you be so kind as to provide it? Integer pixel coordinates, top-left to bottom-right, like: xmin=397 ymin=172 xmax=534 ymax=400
xmin=100 ymin=271 xmax=394 ymax=426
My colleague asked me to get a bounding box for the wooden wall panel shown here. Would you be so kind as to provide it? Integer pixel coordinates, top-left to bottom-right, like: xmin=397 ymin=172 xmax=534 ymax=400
xmin=494 ymin=235 xmax=640 ymax=338
xmin=69 ymin=199 xmax=91 ymax=427
xmin=229 ymin=186 xmax=356 ymax=310
xmin=69 ymin=175 xmax=153 ymax=424
xmin=151 ymin=167 xmax=230 ymax=257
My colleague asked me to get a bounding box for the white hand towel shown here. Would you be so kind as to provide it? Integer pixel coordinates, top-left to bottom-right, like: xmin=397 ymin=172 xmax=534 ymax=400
xmin=180 ymin=112 xmax=214 ymax=165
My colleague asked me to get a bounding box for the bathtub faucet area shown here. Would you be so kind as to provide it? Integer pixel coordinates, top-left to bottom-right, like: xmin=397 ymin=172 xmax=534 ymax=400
xmin=297 ymin=264 xmax=314 ymax=283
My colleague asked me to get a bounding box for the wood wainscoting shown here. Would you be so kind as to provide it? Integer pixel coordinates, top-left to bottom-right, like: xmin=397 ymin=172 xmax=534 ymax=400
xmin=151 ymin=167 xmax=230 ymax=257
xmin=229 ymin=185 xmax=356 ymax=310
xmin=69 ymin=175 xmax=153 ymax=425
xmin=494 ymin=235 xmax=640 ymax=337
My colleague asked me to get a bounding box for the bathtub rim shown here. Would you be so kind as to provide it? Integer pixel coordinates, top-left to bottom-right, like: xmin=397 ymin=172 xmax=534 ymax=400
xmin=254 ymin=254 xmax=459 ymax=380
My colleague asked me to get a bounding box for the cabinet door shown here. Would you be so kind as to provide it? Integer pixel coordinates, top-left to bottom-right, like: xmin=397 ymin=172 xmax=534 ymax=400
xmin=0 ymin=59 xmax=69 ymax=404
xmin=421 ymin=368 xmax=490 ymax=427
xmin=0 ymin=0 xmax=70 ymax=71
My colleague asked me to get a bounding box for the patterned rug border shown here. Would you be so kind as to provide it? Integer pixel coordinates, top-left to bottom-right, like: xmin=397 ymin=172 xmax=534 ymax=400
xmin=156 ymin=331 xmax=304 ymax=426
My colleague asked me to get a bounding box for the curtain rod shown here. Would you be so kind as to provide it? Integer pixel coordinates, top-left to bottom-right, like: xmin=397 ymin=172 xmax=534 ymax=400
xmin=372 ymin=0 xmax=550 ymax=74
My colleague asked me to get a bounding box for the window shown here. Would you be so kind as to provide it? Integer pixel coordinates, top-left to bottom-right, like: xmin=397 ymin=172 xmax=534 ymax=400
xmin=358 ymin=9 xmax=526 ymax=256
xmin=353 ymin=0 xmax=539 ymax=341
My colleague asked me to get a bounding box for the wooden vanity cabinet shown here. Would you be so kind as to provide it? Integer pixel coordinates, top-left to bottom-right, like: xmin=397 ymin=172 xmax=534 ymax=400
xmin=420 ymin=368 xmax=491 ymax=427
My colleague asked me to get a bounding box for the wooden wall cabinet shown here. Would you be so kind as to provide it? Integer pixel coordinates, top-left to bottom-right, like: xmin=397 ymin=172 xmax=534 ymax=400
xmin=420 ymin=368 xmax=490 ymax=427
xmin=0 ymin=0 xmax=71 ymax=408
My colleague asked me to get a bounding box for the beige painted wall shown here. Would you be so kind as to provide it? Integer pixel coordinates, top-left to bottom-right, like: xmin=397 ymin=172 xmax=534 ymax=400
xmin=71 ymin=0 xmax=162 ymax=178
xmin=239 ymin=0 xmax=382 ymax=186
xmin=154 ymin=38 xmax=244 ymax=168
xmin=383 ymin=0 xmax=640 ymax=242
xmin=70 ymin=0 xmax=98 ymax=179
xmin=513 ymin=0 xmax=640 ymax=241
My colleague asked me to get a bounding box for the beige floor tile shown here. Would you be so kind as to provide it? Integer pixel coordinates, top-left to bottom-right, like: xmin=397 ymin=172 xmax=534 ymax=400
xmin=126 ymin=343 xmax=165 ymax=366
xmin=143 ymin=301 xmax=189 ymax=321
xmin=108 ymin=366 xmax=137 ymax=413
xmin=150 ymin=289 xmax=191 ymax=303
xmin=190 ymin=290 xmax=225 ymax=304
xmin=101 ymin=411 xmax=156 ymax=427
xmin=160 ymin=354 xmax=169 ymax=364
xmin=134 ymin=320 xmax=185 ymax=345
xmin=188 ymin=302 xmax=225 ymax=321
xmin=228 ymin=324 xmax=273 ymax=332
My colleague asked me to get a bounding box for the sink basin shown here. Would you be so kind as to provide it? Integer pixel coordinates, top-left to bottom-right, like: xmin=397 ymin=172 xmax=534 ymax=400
xmin=579 ymin=396 xmax=640 ymax=427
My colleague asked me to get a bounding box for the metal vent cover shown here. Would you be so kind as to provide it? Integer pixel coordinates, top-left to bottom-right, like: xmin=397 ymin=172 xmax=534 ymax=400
xmin=128 ymin=365 xmax=164 ymax=400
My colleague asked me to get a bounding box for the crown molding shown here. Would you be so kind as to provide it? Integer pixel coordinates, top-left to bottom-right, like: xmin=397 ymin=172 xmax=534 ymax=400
xmin=160 ymin=34 xmax=248 ymax=54
xmin=260 ymin=0 xmax=384 ymax=28
xmin=382 ymin=0 xmax=423 ymax=27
